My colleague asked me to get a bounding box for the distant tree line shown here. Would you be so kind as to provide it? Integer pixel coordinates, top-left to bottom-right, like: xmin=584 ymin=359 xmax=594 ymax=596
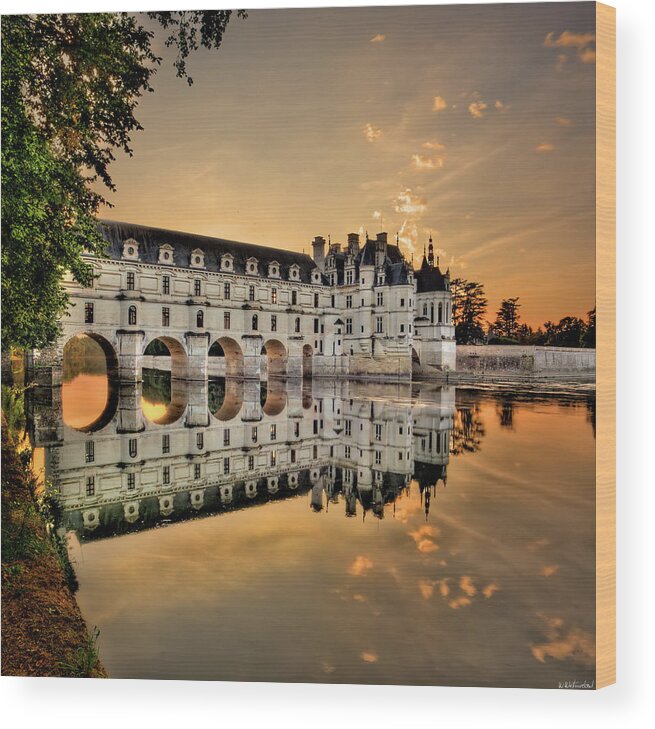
xmin=450 ymin=278 xmax=595 ymax=348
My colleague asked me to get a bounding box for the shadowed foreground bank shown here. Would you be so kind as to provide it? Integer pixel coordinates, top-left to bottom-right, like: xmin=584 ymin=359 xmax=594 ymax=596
xmin=1 ymin=424 xmax=106 ymax=677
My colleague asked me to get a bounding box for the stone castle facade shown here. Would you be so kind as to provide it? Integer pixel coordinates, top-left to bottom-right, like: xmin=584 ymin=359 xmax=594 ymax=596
xmin=28 ymin=219 xmax=456 ymax=384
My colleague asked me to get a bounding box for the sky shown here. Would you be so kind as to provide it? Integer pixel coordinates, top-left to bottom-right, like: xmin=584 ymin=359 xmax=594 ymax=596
xmin=99 ymin=3 xmax=597 ymax=328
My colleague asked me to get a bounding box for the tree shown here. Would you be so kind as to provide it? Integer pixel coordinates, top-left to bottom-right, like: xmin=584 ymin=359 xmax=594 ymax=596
xmin=492 ymin=297 xmax=522 ymax=340
xmin=1 ymin=11 xmax=245 ymax=350
xmin=450 ymin=278 xmax=488 ymax=344
xmin=581 ymin=307 xmax=596 ymax=348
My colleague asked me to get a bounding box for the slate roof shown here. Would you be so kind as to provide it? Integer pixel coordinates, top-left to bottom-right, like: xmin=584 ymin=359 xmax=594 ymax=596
xmin=96 ymin=219 xmax=319 ymax=283
xmin=414 ymin=255 xmax=449 ymax=293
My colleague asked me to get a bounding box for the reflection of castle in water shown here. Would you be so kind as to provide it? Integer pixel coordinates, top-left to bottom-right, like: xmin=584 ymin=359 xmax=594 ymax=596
xmin=27 ymin=375 xmax=456 ymax=538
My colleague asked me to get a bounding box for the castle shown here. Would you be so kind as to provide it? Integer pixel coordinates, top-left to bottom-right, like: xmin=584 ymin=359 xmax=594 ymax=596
xmin=28 ymin=219 xmax=456 ymax=384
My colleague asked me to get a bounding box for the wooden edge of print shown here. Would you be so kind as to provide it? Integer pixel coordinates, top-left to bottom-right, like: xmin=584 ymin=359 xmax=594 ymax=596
xmin=595 ymin=1 xmax=616 ymax=689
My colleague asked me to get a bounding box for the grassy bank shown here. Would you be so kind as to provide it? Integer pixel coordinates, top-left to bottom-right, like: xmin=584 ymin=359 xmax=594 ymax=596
xmin=1 ymin=423 xmax=106 ymax=677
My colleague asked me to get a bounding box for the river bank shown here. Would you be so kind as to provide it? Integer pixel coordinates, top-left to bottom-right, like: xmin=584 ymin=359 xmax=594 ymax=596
xmin=1 ymin=424 xmax=106 ymax=677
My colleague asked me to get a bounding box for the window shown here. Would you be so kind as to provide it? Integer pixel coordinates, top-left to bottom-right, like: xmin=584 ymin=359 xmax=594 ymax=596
xmin=400 ymin=323 xmax=405 ymax=333
xmin=313 ymin=445 xmax=318 ymax=460
xmin=249 ymin=285 xmax=256 ymax=302
xmin=128 ymin=305 xmax=137 ymax=325
xmin=292 ymin=291 xmax=297 ymax=305
xmin=423 ymin=304 xmax=428 ymax=316
xmin=295 ymin=317 xmax=301 ymax=333
xmin=127 ymin=473 xmax=136 ymax=490
xmin=128 ymin=438 xmax=137 ymax=458
xmin=127 ymin=272 xmax=135 ymax=290
xmin=224 ymin=429 xmax=230 ymax=446
xmin=271 ymin=314 xmax=277 ymax=332
xmin=376 ymin=316 xmax=383 ymax=334
xmin=251 ymin=426 xmax=258 ymax=443
xmin=84 ymin=303 xmax=94 ymax=324
xmin=346 ymin=270 xmax=353 ymax=285
xmin=375 ymin=423 xmax=383 ymax=441
xmin=163 ymin=466 xmax=170 ymax=485
xmin=346 ymin=318 xmax=352 ymax=335
xmin=252 ymin=314 xmax=258 ymax=330
xmin=400 ymin=298 xmax=405 ymax=307
xmin=197 ymin=310 xmax=204 ymax=328
xmin=223 ymin=458 xmax=230 ymax=475
xmin=85 ymin=441 xmax=94 ymax=463
xmin=314 ymin=318 xmax=319 ymax=333
xmin=294 ymin=422 xmax=300 ymax=438
xmin=248 ymin=455 xmax=255 ymax=471
xmin=313 ymin=420 xmax=318 ymax=435
xmin=346 ymin=295 xmax=352 ymax=309
xmin=270 ymin=450 xmax=277 ymax=467
xmin=162 ymin=307 xmax=170 ymax=327
xmin=314 ymin=293 xmax=319 ymax=307
xmin=272 ymin=288 xmax=278 ymax=304
xmin=345 ymin=445 xmax=351 ymax=459
xmin=438 ymin=302 xmax=443 ymax=323
xmin=193 ymin=279 xmax=201 ymax=297
xmin=162 ymin=434 xmax=170 ymax=453
xmin=345 ymin=420 xmax=351 ymax=437
xmin=291 ymin=449 xmax=296 ymax=464
xmin=330 ymin=295 xmax=335 ymax=308
xmin=377 ymin=292 xmax=384 ymax=306
xmin=162 ymin=275 xmax=170 ymax=295
xmin=85 ymin=476 xmax=95 ymax=496
xmin=194 ymin=463 xmax=201 ymax=480
xmin=270 ymin=424 xmax=277 ymax=441
xmin=224 ymin=311 xmax=231 ymax=329
xmin=224 ymin=282 xmax=231 ymax=300
xmin=196 ymin=432 xmax=204 ymax=450
xmin=375 ymin=450 xmax=382 ymax=465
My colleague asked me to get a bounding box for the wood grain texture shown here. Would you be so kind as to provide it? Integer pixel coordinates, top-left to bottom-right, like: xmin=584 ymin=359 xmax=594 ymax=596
xmin=595 ymin=1 xmax=616 ymax=689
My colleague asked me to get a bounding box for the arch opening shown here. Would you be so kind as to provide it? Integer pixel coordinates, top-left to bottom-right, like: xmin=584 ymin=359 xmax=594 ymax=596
xmin=141 ymin=368 xmax=188 ymax=425
xmin=209 ymin=337 xmax=244 ymax=379
xmin=261 ymin=379 xmax=287 ymax=417
xmin=62 ymin=334 xmax=119 ymax=432
xmin=260 ymin=339 xmax=287 ymax=379
xmin=209 ymin=377 xmax=244 ymax=421
xmin=143 ymin=336 xmax=188 ymax=380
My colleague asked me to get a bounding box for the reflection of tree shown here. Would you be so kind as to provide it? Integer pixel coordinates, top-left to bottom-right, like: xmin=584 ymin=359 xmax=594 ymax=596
xmin=586 ymin=397 xmax=596 ymax=438
xmin=208 ymin=378 xmax=226 ymax=414
xmin=497 ymin=400 xmax=515 ymax=429
xmin=62 ymin=337 xmax=106 ymax=382
xmin=142 ymin=369 xmax=171 ymax=405
xmin=451 ymin=403 xmax=485 ymax=455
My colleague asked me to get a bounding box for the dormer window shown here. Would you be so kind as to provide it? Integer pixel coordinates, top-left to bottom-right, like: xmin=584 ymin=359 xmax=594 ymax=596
xmin=289 ymin=264 xmax=300 ymax=281
xmin=311 ymin=269 xmax=322 ymax=284
xmin=220 ymin=253 xmax=233 ymax=272
xmin=190 ymin=248 xmax=205 ymax=269
xmin=268 ymin=261 xmax=280 ymax=279
xmin=158 ymin=243 xmax=174 ymax=265
xmin=122 ymin=238 xmax=140 ymax=261
xmin=246 ymin=257 xmax=259 ymax=275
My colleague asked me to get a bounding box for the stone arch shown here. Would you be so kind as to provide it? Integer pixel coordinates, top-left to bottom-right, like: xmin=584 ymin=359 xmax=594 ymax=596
xmin=209 ymin=337 xmax=244 ymax=379
xmin=209 ymin=377 xmax=244 ymax=422
xmin=411 ymin=347 xmax=421 ymax=377
xmin=261 ymin=338 xmax=287 ymax=379
xmin=141 ymin=369 xmax=188 ymax=425
xmin=261 ymin=378 xmax=287 ymax=417
xmin=143 ymin=335 xmax=188 ymax=380
xmin=62 ymin=334 xmax=119 ymax=431
xmin=302 ymin=344 xmax=313 ymax=378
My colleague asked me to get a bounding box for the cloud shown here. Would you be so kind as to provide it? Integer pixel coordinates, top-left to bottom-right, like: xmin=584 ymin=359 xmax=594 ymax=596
xmin=468 ymin=101 xmax=488 ymax=118
xmin=482 ymin=583 xmax=500 ymax=598
xmin=459 ymin=575 xmax=477 ymax=597
xmin=448 ymin=596 xmax=472 ymax=610
xmin=423 ymin=141 xmax=446 ymax=151
xmin=433 ymin=95 xmax=447 ymax=112
xmin=348 ymin=555 xmax=374 ymax=576
xmin=395 ymin=189 xmax=427 ymax=216
xmin=418 ymin=580 xmax=436 ymax=600
xmin=494 ymin=100 xmax=509 ymax=111
xmin=363 ymin=123 xmax=383 ymax=142
xmin=409 ymin=524 xmax=440 ymax=554
xmin=372 ymin=210 xmax=382 ymax=221
xmin=361 ymin=650 xmax=379 ymax=663
xmin=411 ymin=154 xmax=445 ymax=170
xmin=556 ymin=53 xmax=568 ymax=72
xmin=370 ymin=34 xmax=386 ymax=43
xmin=544 ymin=31 xmax=596 ymax=64
xmin=541 ymin=565 xmax=560 ymax=577
xmin=437 ymin=579 xmax=450 ymax=597
xmin=555 ymin=116 xmax=573 ymax=126
xmin=536 ymin=142 xmax=555 ymax=153
xmin=531 ymin=613 xmax=595 ymax=665
xmin=353 ymin=593 xmax=367 ymax=602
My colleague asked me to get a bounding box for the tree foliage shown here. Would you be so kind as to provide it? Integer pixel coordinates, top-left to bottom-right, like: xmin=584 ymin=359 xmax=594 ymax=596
xmin=491 ymin=297 xmax=522 ymax=341
xmin=1 ymin=11 xmax=245 ymax=351
xmin=450 ymin=278 xmax=488 ymax=344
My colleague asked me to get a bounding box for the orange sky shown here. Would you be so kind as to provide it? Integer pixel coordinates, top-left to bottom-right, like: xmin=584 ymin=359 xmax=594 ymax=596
xmin=98 ymin=4 xmax=596 ymax=328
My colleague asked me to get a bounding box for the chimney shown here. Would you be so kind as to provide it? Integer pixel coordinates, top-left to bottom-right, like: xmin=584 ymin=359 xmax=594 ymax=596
xmin=347 ymin=233 xmax=360 ymax=255
xmin=375 ymin=231 xmax=388 ymax=267
xmin=312 ymin=236 xmax=326 ymax=271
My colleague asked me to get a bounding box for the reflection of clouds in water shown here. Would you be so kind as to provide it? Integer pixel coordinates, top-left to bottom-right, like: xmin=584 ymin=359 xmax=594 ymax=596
xmin=459 ymin=575 xmax=477 ymax=597
xmin=531 ymin=612 xmax=595 ymax=665
xmin=482 ymin=583 xmax=500 ymax=599
xmin=348 ymin=555 xmax=374 ymax=576
xmin=541 ymin=565 xmax=560 ymax=577
xmin=62 ymin=374 xmax=110 ymax=430
xmin=360 ymin=651 xmax=378 ymax=663
xmin=409 ymin=524 xmax=440 ymax=553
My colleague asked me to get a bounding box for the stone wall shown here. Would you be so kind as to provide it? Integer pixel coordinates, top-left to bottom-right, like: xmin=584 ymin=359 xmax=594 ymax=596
xmin=456 ymin=345 xmax=596 ymax=374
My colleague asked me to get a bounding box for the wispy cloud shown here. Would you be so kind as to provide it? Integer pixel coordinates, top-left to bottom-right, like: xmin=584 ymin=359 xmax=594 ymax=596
xmin=544 ymin=30 xmax=596 ymax=63
xmin=348 ymin=555 xmax=374 ymax=576
xmin=411 ymin=154 xmax=445 ymax=170
xmin=433 ymin=95 xmax=447 ymax=112
xmin=555 ymin=116 xmax=573 ymax=126
xmin=423 ymin=141 xmax=446 ymax=151
xmin=536 ymin=142 xmax=555 ymax=153
xmin=370 ymin=33 xmax=386 ymax=43
xmin=395 ymin=188 xmax=427 ymax=216
xmin=363 ymin=123 xmax=383 ymax=142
